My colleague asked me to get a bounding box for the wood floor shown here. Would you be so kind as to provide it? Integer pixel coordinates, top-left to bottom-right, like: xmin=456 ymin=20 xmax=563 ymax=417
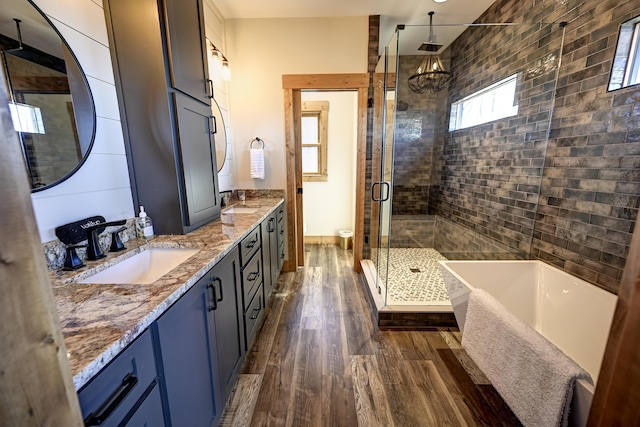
xmin=220 ymin=244 xmax=521 ymax=426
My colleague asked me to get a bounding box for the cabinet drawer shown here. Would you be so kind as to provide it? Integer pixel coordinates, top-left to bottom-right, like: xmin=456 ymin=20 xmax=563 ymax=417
xmin=122 ymin=383 xmax=165 ymax=426
xmin=278 ymin=242 xmax=285 ymax=271
xmin=276 ymin=206 xmax=284 ymax=237
xmin=244 ymin=283 xmax=264 ymax=350
xmin=240 ymin=226 xmax=261 ymax=266
xmin=241 ymin=248 xmax=262 ymax=309
xmin=78 ymin=329 xmax=157 ymax=427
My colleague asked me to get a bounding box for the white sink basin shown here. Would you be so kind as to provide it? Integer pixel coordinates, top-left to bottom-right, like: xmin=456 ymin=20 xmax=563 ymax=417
xmin=223 ymin=206 xmax=260 ymax=214
xmin=78 ymin=248 xmax=200 ymax=284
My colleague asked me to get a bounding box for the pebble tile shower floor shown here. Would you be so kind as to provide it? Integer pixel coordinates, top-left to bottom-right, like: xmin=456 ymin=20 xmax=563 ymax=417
xmin=376 ymin=248 xmax=450 ymax=305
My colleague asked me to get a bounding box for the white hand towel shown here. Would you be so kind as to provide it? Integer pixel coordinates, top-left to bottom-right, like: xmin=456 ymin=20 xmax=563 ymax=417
xmin=250 ymin=148 xmax=265 ymax=179
xmin=462 ymin=289 xmax=592 ymax=427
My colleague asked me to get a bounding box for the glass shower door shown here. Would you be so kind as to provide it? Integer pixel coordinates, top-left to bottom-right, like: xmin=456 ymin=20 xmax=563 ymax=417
xmin=370 ymin=32 xmax=399 ymax=305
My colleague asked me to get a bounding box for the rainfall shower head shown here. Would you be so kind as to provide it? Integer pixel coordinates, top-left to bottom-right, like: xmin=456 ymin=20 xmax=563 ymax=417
xmin=418 ymin=42 xmax=442 ymax=52
xmin=1 ymin=19 xmax=24 ymax=53
xmin=418 ymin=12 xmax=442 ymax=53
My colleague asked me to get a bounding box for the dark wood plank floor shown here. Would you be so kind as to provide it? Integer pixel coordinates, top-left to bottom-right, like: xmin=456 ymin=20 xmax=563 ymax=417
xmin=220 ymin=244 xmax=521 ymax=426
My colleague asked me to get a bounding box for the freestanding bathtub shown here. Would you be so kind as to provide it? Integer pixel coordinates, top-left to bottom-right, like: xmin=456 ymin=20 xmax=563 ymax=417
xmin=438 ymin=260 xmax=618 ymax=427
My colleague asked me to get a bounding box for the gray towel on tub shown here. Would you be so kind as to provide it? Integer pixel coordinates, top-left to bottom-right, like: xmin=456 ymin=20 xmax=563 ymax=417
xmin=462 ymin=289 xmax=592 ymax=427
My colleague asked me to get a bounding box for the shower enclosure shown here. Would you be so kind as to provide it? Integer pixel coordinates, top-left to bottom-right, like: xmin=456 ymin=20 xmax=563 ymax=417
xmin=364 ymin=21 xmax=567 ymax=312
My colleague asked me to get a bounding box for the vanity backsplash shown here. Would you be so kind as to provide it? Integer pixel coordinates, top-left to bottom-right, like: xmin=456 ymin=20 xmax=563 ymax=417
xmin=43 ymin=219 xmax=137 ymax=271
xmin=42 ymin=190 xmax=286 ymax=271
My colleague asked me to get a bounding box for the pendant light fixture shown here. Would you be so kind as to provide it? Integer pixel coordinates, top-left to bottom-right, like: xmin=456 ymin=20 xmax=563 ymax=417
xmin=408 ymin=11 xmax=452 ymax=94
xmin=209 ymin=41 xmax=231 ymax=81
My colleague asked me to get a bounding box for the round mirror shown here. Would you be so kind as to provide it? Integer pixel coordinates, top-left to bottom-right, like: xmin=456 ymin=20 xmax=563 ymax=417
xmin=1 ymin=0 xmax=96 ymax=191
xmin=211 ymin=98 xmax=227 ymax=172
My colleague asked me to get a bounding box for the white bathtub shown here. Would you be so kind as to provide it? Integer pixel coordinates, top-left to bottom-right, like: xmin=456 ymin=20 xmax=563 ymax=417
xmin=439 ymin=260 xmax=617 ymax=427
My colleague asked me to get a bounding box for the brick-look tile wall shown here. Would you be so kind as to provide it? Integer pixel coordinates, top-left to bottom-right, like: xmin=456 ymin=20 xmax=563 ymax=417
xmin=368 ymin=0 xmax=639 ymax=294
xmin=389 ymin=215 xmax=436 ymax=248
xmin=363 ymin=15 xmax=381 ymax=259
xmin=434 ymin=216 xmax=519 ymax=260
xmin=392 ymin=56 xmax=439 ymax=215
xmin=429 ymin=21 xmax=564 ymax=260
xmin=425 ymin=0 xmax=640 ymax=293
xmin=6 ymin=55 xmax=81 ymax=187
xmin=531 ymin=0 xmax=640 ymax=293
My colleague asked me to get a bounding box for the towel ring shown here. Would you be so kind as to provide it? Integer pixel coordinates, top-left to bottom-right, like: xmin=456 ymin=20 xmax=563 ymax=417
xmin=250 ymin=137 xmax=264 ymax=149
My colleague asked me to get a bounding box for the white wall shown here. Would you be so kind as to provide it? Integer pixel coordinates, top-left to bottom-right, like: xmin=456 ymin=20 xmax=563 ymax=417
xmin=203 ymin=0 xmax=235 ymax=193
xmin=225 ymin=17 xmax=368 ymax=190
xmin=29 ymin=0 xmax=133 ymax=242
xmin=28 ymin=3 xmax=368 ymax=242
xmin=302 ymin=91 xmax=357 ymax=236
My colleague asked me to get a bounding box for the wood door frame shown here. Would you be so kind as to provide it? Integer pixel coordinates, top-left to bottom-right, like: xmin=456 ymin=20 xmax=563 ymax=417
xmin=0 ymin=68 xmax=83 ymax=425
xmin=588 ymin=217 xmax=640 ymax=424
xmin=282 ymin=73 xmax=369 ymax=272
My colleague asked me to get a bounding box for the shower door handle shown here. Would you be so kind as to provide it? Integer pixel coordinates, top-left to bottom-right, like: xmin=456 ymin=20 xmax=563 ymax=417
xmin=371 ymin=182 xmax=390 ymax=202
xmin=380 ymin=182 xmax=390 ymax=202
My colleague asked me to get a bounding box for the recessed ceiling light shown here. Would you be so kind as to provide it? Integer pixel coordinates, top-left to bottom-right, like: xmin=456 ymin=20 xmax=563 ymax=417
xmin=433 ymin=0 xmax=447 ymax=2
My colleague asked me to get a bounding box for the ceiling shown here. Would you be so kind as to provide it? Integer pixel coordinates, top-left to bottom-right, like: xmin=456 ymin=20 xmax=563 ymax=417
xmin=213 ymin=0 xmax=497 ymax=55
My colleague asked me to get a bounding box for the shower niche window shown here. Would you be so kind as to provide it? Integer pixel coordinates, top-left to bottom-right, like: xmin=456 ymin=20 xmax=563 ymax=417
xmin=449 ymin=73 xmax=519 ymax=131
xmin=609 ymin=15 xmax=640 ymax=91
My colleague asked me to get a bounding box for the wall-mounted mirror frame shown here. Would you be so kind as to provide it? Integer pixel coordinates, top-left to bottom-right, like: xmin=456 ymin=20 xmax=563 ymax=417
xmin=0 ymin=0 xmax=96 ymax=192
xmin=211 ymin=97 xmax=226 ymax=172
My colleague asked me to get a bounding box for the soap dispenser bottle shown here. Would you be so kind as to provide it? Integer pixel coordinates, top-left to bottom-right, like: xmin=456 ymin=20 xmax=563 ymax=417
xmin=136 ymin=206 xmax=155 ymax=240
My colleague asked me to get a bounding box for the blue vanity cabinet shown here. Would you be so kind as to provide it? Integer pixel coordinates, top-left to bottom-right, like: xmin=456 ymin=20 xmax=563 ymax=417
xmin=173 ymin=93 xmax=220 ymax=227
xmin=78 ymin=329 xmax=160 ymax=427
xmin=105 ymin=0 xmax=220 ymax=235
xmin=239 ymin=227 xmax=265 ymax=350
xmin=163 ymin=0 xmax=211 ymax=105
xmin=154 ymin=271 xmax=222 ymax=427
xmin=154 ymin=247 xmax=242 ymax=427
xmin=261 ymin=202 xmax=286 ymax=302
xmin=209 ymin=246 xmax=245 ymax=406
xmin=276 ymin=203 xmax=286 ymax=272
xmin=261 ymin=210 xmax=278 ymax=301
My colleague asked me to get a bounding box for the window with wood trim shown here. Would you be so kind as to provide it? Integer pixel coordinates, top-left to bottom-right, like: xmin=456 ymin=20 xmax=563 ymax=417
xmin=301 ymin=100 xmax=328 ymax=182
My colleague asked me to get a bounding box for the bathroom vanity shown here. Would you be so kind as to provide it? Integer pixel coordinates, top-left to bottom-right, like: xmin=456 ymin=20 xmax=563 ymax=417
xmin=51 ymin=197 xmax=286 ymax=426
xmin=105 ymin=0 xmax=221 ymax=235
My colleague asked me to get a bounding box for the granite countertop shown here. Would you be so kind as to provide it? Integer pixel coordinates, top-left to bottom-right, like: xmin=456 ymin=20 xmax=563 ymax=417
xmin=50 ymin=197 xmax=284 ymax=390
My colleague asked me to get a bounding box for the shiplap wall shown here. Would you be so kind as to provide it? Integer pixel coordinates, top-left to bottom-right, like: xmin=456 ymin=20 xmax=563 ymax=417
xmin=204 ymin=0 xmax=235 ymax=193
xmin=30 ymin=0 xmax=238 ymax=242
xmin=30 ymin=0 xmax=133 ymax=243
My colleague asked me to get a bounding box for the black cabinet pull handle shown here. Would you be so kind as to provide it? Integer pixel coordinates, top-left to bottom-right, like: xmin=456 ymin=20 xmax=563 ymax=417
xmin=245 ymin=239 xmax=257 ymax=249
xmin=207 ymin=282 xmax=218 ymax=311
xmin=250 ymin=307 xmax=261 ymax=320
xmin=207 ymin=79 xmax=214 ymax=99
xmin=84 ymin=373 xmax=138 ymax=426
xmin=247 ymin=272 xmax=258 ymax=282
xmin=210 ymin=115 xmax=217 ymax=135
xmin=212 ymin=276 xmax=223 ymax=302
xmin=269 ymin=218 xmax=275 ymax=233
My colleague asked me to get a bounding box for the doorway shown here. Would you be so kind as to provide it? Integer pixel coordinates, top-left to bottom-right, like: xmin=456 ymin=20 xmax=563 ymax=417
xmin=282 ymin=74 xmax=368 ymax=271
xmin=301 ymin=91 xmax=357 ymax=247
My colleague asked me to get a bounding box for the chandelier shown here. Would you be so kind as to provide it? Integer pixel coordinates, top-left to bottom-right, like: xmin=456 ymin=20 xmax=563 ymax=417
xmin=408 ymin=11 xmax=452 ymax=94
